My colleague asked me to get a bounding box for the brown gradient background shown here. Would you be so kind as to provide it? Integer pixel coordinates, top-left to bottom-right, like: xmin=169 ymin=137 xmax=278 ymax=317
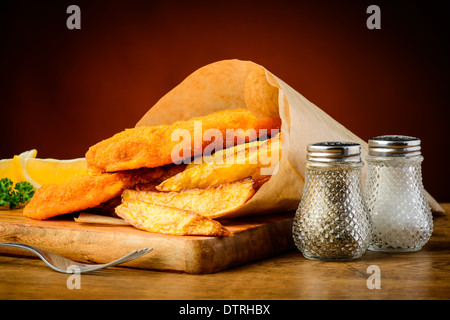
xmin=1 ymin=0 xmax=449 ymax=201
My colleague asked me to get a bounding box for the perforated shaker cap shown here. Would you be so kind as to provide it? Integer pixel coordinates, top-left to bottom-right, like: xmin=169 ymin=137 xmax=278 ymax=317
xmin=307 ymin=141 xmax=361 ymax=162
xmin=368 ymin=135 xmax=421 ymax=157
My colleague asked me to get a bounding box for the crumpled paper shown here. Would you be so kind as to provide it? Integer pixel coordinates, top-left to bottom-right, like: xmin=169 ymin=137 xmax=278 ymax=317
xmin=136 ymin=59 xmax=443 ymax=216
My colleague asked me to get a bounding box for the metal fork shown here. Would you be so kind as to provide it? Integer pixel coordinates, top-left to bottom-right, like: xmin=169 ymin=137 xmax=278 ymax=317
xmin=0 ymin=242 xmax=152 ymax=273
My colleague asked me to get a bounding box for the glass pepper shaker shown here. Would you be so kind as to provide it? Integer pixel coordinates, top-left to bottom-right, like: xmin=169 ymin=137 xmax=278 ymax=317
xmin=293 ymin=142 xmax=372 ymax=261
xmin=364 ymin=135 xmax=433 ymax=252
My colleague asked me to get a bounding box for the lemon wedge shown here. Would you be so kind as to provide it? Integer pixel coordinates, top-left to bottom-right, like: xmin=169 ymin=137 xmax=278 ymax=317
xmin=1 ymin=150 xmax=37 ymax=184
xmin=13 ymin=150 xmax=87 ymax=188
xmin=19 ymin=149 xmax=38 ymax=159
xmin=0 ymin=159 xmax=18 ymax=183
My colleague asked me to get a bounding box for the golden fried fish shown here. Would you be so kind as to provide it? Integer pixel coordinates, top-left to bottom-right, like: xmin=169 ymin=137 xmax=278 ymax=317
xmin=23 ymin=168 xmax=164 ymax=220
xmin=86 ymin=109 xmax=281 ymax=173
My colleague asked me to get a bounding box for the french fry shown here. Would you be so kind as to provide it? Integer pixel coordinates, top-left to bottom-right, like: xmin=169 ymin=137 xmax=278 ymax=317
xmin=123 ymin=178 xmax=256 ymax=219
xmin=189 ymin=138 xmax=264 ymax=168
xmin=115 ymin=200 xmax=231 ymax=237
xmin=156 ymin=134 xmax=281 ymax=192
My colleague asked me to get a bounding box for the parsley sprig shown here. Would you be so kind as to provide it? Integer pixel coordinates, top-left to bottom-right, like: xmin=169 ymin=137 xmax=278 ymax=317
xmin=0 ymin=178 xmax=35 ymax=209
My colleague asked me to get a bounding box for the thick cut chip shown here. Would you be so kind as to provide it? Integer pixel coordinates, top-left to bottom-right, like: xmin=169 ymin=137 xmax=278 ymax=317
xmin=115 ymin=200 xmax=231 ymax=237
xmin=157 ymin=134 xmax=282 ymax=192
xmin=86 ymin=109 xmax=281 ymax=173
xmin=23 ymin=168 xmax=164 ymax=220
xmin=125 ymin=178 xmax=256 ymax=219
xmin=188 ymin=138 xmax=264 ymax=168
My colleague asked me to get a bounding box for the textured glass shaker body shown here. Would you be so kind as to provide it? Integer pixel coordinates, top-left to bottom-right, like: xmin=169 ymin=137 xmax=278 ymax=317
xmin=293 ymin=142 xmax=372 ymax=261
xmin=364 ymin=135 xmax=433 ymax=252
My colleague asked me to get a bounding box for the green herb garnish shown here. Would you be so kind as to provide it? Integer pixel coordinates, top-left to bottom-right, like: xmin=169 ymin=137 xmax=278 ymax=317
xmin=0 ymin=178 xmax=35 ymax=209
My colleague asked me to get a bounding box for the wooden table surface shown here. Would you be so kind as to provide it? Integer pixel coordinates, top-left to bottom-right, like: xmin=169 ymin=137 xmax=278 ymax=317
xmin=1 ymin=203 xmax=449 ymax=301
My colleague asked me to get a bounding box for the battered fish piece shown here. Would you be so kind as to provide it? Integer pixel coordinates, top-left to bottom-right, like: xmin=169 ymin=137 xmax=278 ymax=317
xmin=86 ymin=109 xmax=281 ymax=173
xmin=23 ymin=168 xmax=164 ymax=220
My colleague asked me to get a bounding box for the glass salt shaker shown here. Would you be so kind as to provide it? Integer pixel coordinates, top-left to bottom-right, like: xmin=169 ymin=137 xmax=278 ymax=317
xmin=293 ymin=142 xmax=372 ymax=261
xmin=364 ymin=135 xmax=433 ymax=252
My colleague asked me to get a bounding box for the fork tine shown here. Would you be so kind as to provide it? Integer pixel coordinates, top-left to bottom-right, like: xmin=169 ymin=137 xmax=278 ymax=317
xmin=75 ymin=248 xmax=153 ymax=273
xmin=109 ymin=248 xmax=150 ymax=264
xmin=111 ymin=248 xmax=152 ymax=266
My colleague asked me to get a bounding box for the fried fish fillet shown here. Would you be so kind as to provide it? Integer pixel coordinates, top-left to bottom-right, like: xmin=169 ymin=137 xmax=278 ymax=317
xmin=23 ymin=168 xmax=164 ymax=220
xmin=115 ymin=200 xmax=231 ymax=237
xmin=124 ymin=178 xmax=256 ymax=219
xmin=85 ymin=109 xmax=281 ymax=173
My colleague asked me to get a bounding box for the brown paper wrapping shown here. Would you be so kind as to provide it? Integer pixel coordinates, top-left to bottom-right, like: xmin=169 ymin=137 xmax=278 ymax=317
xmin=136 ymin=59 xmax=443 ymax=216
xmin=75 ymin=212 xmax=130 ymax=225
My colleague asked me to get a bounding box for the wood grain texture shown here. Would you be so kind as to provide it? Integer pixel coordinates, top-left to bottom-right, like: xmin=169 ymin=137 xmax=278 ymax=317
xmin=0 ymin=204 xmax=448 ymax=300
xmin=0 ymin=209 xmax=295 ymax=274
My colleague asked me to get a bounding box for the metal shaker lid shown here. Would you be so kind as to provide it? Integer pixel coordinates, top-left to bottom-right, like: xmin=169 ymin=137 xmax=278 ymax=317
xmin=307 ymin=141 xmax=361 ymax=162
xmin=368 ymin=135 xmax=421 ymax=157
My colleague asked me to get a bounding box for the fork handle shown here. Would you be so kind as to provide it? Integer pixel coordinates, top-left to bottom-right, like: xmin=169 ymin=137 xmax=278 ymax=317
xmin=0 ymin=242 xmax=65 ymax=272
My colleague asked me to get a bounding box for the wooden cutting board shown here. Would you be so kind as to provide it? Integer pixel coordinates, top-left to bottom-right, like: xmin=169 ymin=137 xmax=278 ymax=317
xmin=0 ymin=209 xmax=295 ymax=274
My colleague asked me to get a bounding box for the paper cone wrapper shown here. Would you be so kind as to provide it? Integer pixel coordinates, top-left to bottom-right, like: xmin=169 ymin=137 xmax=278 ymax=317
xmin=137 ymin=59 xmax=443 ymax=216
